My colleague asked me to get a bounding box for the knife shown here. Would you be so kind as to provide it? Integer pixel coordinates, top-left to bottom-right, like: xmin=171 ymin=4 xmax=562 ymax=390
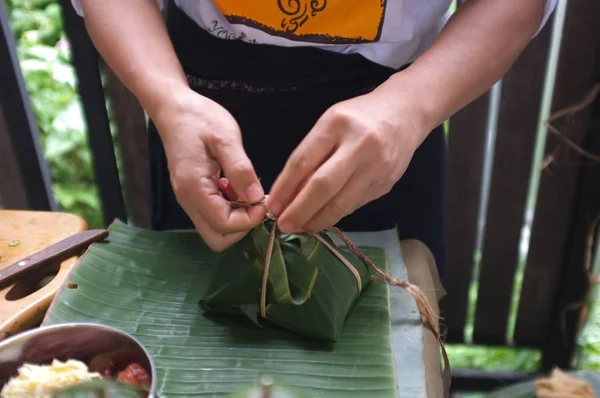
xmin=0 ymin=229 xmax=108 ymax=290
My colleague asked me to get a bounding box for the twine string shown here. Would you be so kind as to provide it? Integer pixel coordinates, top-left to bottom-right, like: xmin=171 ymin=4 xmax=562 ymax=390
xmin=328 ymin=226 xmax=450 ymax=394
xmin=229 ymin=196 xmax=362 ymax=313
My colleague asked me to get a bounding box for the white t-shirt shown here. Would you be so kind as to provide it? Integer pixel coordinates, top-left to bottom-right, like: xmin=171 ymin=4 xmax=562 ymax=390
xmin=72 ymin=0 xmax=557 ymax=69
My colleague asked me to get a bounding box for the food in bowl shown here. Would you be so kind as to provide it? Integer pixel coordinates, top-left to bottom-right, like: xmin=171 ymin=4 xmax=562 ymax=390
xmin=1 ymin=359 xmax=101 ymax=397
xmin=101 ymin=362 xmax=151 ymax=388
xmin=0 ymin=324 xmax=155 ymax=398
xmin=1 ymin=357 xmax=152 ymax=398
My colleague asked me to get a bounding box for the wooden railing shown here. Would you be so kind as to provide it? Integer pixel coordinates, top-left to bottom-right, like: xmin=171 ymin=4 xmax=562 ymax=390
xmin=1 ymin=0 xmax=599 ymax=393
xmin=443 ymin=0 xmax=600 ymax=389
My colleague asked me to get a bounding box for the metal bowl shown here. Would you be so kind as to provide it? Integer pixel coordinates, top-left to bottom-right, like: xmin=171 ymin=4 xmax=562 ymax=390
xmin=0 ymin=323 xmax=157 ymax=397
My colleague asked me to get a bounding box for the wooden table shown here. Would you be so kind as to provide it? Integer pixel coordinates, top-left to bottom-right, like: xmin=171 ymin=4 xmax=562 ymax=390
xmin=0 ymin=210 xmax=445 ymax=397
xmin=401 ymin=239 xmax=446 ymax=397
xmin=0 ymin=210 xmax=87 ymax=339
xmin=345 ymin=231 xmax=447 ymax=398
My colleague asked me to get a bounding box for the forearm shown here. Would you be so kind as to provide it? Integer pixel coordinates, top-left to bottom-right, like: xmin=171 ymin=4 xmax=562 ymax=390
xmin=377 ymin=0 xmax=546 ymax=139
xmin=80 ymin=0 xmax=188 ymax=120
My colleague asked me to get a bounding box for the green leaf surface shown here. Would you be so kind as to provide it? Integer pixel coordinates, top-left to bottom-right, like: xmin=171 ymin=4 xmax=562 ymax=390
xmin=266 ymin=231 xmax=370 ymax=342
xmin=44 ymin=221 xmax=429 ymax=397
xmin=250 ymin=223 xmax=317 ymax=306
xmin=53 ymin=380 xmax=144 ymax=398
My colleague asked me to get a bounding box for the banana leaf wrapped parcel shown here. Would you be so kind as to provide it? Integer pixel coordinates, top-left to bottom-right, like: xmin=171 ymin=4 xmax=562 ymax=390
xmin=199 ymin=220 xmax=371 ymax=342
xmin=200 ymin=208 xmax=451 ymax=394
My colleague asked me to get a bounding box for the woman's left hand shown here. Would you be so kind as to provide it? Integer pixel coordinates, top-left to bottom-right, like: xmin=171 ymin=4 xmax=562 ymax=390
xmin=268 ymin=83 xmax=432 ymax=234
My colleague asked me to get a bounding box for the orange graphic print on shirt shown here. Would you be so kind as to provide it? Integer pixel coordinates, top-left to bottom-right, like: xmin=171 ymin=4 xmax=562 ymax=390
xmin=213 ymin=0 xmax=387 ymax=44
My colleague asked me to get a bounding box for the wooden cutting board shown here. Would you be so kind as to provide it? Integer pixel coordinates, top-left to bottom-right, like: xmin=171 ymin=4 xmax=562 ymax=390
xmin=0 ymin=210 xmax=87 ymax=340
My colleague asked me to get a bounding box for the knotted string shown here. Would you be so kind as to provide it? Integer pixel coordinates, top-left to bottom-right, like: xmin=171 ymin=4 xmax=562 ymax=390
xmin=228 ymin=196 xmax=451 ymax=396
xmin=328 ymin=225 xmax=451 ymax=396
xmin=229 ymin=195 xmax=363 ymax=316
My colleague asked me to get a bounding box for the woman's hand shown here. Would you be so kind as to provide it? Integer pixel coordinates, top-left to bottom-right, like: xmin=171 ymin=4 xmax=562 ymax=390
xmin=268 ymin=0 xmax=546 ymax=235
xmin=268 ymin=79 xmax=431 ymax=234
xmin=154 ymin=88 xmax=266 ymax=251
xmin=77 ymin=1 xmax=266 ymax=251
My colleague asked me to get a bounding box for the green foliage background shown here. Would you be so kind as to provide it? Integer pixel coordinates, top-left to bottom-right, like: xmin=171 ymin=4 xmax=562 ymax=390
xmin=3 ymin=0 xmax=600 ymax=390
xmin=5 ymin=0 xmax=103 ymax=227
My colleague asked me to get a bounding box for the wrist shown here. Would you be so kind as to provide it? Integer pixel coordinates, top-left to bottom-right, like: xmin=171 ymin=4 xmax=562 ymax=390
xmin=374 ymin=69 xmax=441 ymax=147
xmin=138 ymin=78 xmax=193 ymax=123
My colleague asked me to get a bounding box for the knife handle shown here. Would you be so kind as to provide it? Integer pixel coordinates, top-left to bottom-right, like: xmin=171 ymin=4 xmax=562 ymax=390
xmin=0 ymin=229 xmax=108 ymax=290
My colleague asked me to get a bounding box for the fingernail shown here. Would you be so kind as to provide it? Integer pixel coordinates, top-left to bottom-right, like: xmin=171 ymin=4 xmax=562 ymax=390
xmin=245 ymin=183 xmax=264 ymax=203
xmin=278 ymin=220 xmax=296 ymax=234
xmin=268 ymin=199 xmax=282 ymax=216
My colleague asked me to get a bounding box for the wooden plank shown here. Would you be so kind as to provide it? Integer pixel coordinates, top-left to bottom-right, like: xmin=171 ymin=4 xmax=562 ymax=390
xmin=441 ymin=92 xmax=490 ymax=344
xmin=0 ymin=210 xmax=87 ymax=340
xmin=0 ymin=107 xmax=29 ymax=209
xmin=103 ymin=67 xmax=150 ymax=228
xmin=472 ymin=22 xmax=553 ymax=344
xmin=59 ymin=0 xmax=127 ymax=226
xmin=540 ymin=96 xmax=600 ymax=370
xmin=401 ymin=239 xmax=444 ymax=398
xmin=450 ymin=369 xmax=537 ymax=393
xmin=515 ymin=0 xmax=600 ymax=349
xmin=440 ymin=0 xmax=495 ymax=340
xmin=540 ymin=90 xmax=600 ymax=369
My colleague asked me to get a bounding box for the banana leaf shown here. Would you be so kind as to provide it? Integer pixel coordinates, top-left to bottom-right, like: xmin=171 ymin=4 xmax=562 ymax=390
xmin=199 ymin=220 xmax=371 ymax=342
xmin=43 ymin=221 xmax=433 ymax=397
xmin=53 ymin=380 xmax=144 ymax=398
xmin=227 ymin=375 xmax=307 ymax=398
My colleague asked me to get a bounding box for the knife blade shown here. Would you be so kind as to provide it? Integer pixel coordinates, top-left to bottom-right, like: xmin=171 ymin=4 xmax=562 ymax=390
xmin=0 ymin=229 xmax=108 ymax=289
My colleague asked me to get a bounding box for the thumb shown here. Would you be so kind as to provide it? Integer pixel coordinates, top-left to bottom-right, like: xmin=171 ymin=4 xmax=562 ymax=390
xmin=208 ymin=138 xmax=264 ymax=203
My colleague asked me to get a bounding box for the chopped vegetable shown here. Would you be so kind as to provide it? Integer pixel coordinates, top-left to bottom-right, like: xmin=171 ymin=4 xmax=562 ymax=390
xmin=8 ymin=240 xmax=20 ymax=247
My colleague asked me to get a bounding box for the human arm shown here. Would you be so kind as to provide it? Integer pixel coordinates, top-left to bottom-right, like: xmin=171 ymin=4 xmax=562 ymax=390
xmin=78 ymin=0 xmax=265 ymax=250
xmin=268 ymin=0 xmax=551 ymax=233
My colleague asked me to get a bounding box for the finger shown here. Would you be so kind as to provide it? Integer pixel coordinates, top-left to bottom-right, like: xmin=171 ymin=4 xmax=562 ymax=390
xmin=188 ymin=211 xmax=251 ymax=252
xmin=277 ymin=149 xmax=357 ymax=234
xmin=203 ymin=182 xmax=267 ymax=229
xmin=181 ymin=175 xmax=266 ymax=234
xmin=218 ymin=177 xmax=238 ymax=201
xmin=207 ymin=137 xmax=264 ymax=203
xmin=304 ymin=172 xmax=387 ymax=232
xmin=268 ymin=125 xmax=337 ymax=216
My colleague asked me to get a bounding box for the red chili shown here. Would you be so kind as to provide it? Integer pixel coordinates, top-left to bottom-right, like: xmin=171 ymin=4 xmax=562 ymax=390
xmin=117 ymin=363 xmax=151 ymax=388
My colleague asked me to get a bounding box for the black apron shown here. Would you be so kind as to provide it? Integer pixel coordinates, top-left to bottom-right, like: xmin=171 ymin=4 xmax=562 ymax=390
xmin=148 ymin=5 xmax=447 ymax=277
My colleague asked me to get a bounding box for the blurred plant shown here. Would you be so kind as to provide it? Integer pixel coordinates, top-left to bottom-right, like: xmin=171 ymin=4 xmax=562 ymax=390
xmin=5 ymin=0 xmax=102 ymax=227
xmin=447 ymin=345 xmax=540 ymax=373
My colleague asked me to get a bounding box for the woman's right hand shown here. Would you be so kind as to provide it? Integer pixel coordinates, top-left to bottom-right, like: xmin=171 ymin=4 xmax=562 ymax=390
xmin=77 ymin=1 xmax=265 ymax=250
xmin=152 ymin=88 xmax=266 ymax=251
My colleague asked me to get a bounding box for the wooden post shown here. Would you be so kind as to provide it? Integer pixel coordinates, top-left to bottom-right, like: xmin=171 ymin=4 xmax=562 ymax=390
xmin=103 ymin=67 xmax=150 ymax=228
xmin=59 ymin=0 xmax=127 ymax=226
